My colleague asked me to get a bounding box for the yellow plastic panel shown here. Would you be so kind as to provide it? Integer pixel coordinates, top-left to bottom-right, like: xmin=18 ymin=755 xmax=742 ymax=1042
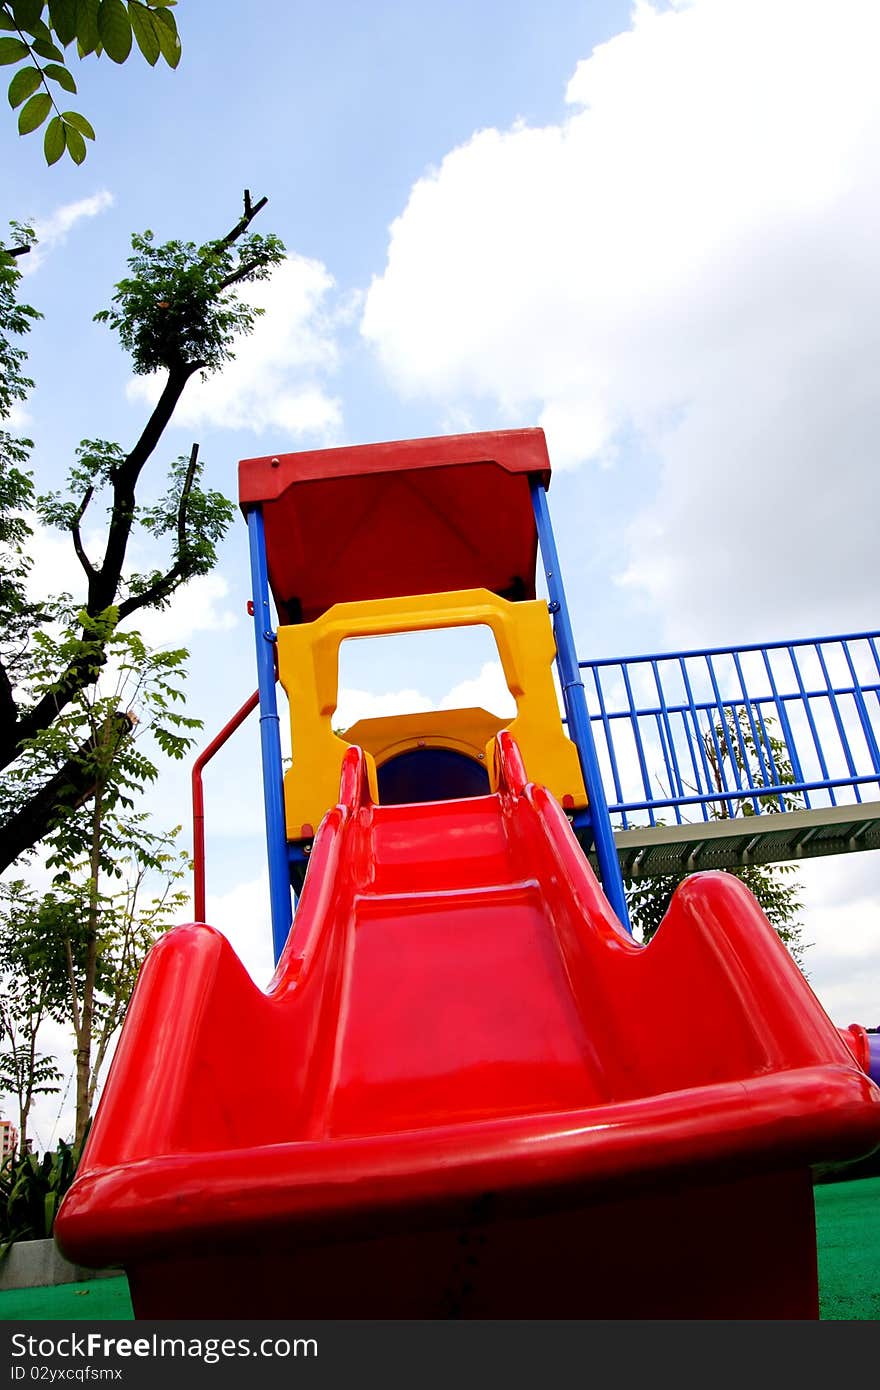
xmin=345 ymin=707 xmax=507 ymax=769
xmin=277 ymin=588 xmax=587 ymax=839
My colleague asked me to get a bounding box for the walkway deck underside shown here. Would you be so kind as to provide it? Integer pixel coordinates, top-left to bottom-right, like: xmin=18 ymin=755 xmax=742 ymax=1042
xmin=595 ymin=803 xmax=880 ymax=879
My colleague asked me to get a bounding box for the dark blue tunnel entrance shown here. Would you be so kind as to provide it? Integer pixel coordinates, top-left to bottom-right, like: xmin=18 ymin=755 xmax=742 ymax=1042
xmin=377 ymin=746 xmax=491 ymax=805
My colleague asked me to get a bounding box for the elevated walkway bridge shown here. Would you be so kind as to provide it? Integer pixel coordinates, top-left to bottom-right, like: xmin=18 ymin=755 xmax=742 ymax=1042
xmin=578 ymin=630 xmax=880 ymax=879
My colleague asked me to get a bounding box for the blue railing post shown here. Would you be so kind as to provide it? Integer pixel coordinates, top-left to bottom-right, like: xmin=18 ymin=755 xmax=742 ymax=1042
xmin=530 ymin=481 xmax=631 ymax=932
xmin=246 ymin=507 xmax=293 ymax=962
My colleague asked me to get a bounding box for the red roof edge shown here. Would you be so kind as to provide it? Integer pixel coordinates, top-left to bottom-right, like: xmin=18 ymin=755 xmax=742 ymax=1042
xmin=238 ymin=428 xmax=551 ymax=508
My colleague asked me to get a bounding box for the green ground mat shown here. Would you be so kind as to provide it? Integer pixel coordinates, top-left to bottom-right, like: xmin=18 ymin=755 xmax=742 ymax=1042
xmin=0 ymin=1276 xmax=133 ymax=1320
xmin=814 ymin=1174 xmax=880 ymax=1320
xmin=1 ymin=1176 xmax=877 ymax=1320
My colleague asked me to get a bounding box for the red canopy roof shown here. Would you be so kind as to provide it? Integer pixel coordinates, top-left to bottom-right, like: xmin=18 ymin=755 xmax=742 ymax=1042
xmin=238 ymin=429 xmax=551 ymax=624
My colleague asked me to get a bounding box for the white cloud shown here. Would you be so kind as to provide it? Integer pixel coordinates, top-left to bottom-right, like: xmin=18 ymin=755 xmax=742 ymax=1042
xmin=205 ymin=871 xmax=276 ymax=989
xmin=336 ymin=659 xmax=517 ymax=730
xmin=129 ymin=573 xmax=237 ymax=647
xmin=24 ymin=520 xmax=89 ymax=601
xmin=126 ymin=254 xmax=343 ymax=440
xmin=797 ymin=851 xmax=880 ymax=1026
xmin=22 ymin=191 xmax=114 ymax=274
xmin=440 ymin=660 xmax=516 ymax=718
xmin=335 ymin=686 xmax=433 ymax=729
xmin=362 ymin=0 xmax=880 ymax=643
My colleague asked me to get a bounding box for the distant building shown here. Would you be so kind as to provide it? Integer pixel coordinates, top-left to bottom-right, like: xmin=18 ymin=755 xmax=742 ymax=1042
xmin=0 ymin=1116 xmax=18 ymax=1164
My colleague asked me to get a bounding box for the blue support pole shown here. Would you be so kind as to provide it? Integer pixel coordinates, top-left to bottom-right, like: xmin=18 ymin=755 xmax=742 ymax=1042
xmin=246 ymin=507 xmax=293 ymax=963
xmin=530 ymin=481 xmax=631 ymax=933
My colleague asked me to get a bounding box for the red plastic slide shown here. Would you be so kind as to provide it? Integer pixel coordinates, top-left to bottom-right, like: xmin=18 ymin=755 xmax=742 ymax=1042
xmin=55 ymin=734 xmax=880 ymax=1318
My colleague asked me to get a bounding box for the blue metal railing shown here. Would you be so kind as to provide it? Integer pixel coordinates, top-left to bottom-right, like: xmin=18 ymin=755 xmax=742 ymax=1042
xmin=532 ymin=482 xmax=631 ymax=930
xmin=247 ymin=507 xmax=293 ymax=961
xmin=579 ymin=632 xmax=880 ymax=831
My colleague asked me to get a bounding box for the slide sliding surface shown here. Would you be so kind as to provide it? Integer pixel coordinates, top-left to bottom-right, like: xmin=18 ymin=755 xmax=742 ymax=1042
xmin=55 ymin=737 xmax=880 ymax=1318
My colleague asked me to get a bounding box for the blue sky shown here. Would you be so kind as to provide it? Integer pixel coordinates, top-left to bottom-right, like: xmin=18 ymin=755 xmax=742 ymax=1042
xmin=4 ymin=0 xmax=879 ymax=1145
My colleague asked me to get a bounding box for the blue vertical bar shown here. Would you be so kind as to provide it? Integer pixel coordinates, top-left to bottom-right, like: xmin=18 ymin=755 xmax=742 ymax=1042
xmin=842 ymin=639 xmax=880 ymax=779
xmin=753 ymin=701 xmax=787 ymax=812
xmin=246 ymin=507 xmax=292 ymax=963
xmin=587 ymin=665 xmax=628 ymax=827
xmin=761 ymin=648 xmax=809 ymax=806
xmin=530 ymin=481 xmax=630 ymax=932
xmin=679 ymin=657 xmax=714 ymax=822
xmin=620 ymin=662 xmax=657 ymax=826
xmin=651 ymin=658 xmax=685 ymax=806
xmin=789 ymin=643 xmax=835 ymax=805
xmin=815 ymin=642 xmax=861 ymax=801
xmin=731 ymin=653 xmax=773 ymax=794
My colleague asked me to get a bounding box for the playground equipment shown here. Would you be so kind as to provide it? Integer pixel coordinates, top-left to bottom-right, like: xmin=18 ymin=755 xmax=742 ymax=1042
xmin=581 ymin=630 xmax=880 ymax=878
xmin=55 ymin=429 xmax=880 ymax=1318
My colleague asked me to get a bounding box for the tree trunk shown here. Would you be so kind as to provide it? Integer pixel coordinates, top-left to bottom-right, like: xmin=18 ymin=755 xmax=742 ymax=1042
xmin=73 ymin=766 xmax=104 ymax=1148
xmin=0 ymin=712 xmax=134 ymax=875
xmin=74 ymin=1036 xmax=92 ymax=1148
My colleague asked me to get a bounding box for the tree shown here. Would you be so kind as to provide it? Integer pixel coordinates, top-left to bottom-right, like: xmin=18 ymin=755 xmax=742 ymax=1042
xmin=43 ymin=842 xmax=189 ymax=1145
xmin=1 ymin=616 xmax=195 ymax=1145
xmin=1 ymin=0 xmax=181 ymax=165
xmin=626 ymin=707 xmax=808 ymax=968
xmin=0 ymin=881 xmax=65 ymax=1157
xmin=37 ymin=623 xmax=193 ymax=1143
xmin=0 ymin=191 xmax=285 ymax=872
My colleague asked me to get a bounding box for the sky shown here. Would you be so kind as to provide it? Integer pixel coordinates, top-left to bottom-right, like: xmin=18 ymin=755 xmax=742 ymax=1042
xmin=2 ymin=0 xmax=879 ymax=1149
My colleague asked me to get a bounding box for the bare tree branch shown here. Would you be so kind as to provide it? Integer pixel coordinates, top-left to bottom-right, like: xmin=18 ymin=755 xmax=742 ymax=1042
xmin=91 ymin=364 xmax=198 ymax=612
xmin=177 ymin=442 xmax=199 ymax=553
xmin=114 ymin=441 xmax=200 ymax=623
xmin=218 ymin=256 xmax=272 ymax=293
xmin=71 ymin=485 xmax=96 ymax=582
xmin=220 ymin=189 xmax=269 ymax=247
xmin=2 ymin=369 xmax=197 ymax=767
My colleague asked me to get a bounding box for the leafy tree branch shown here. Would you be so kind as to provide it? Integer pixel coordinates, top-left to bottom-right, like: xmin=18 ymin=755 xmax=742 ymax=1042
xmin=1 ymin=0 xmax=181 ymax=166
xmin=0 ymin=191 xmax=285 ymax=868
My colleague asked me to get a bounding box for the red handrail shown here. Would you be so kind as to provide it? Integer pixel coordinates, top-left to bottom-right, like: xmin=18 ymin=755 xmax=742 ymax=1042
xmin=192 ymin=689 xmax=260 ymax=922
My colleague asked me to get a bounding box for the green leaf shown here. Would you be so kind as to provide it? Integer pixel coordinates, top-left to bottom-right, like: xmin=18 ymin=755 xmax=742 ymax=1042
xmin=44 ymin=112 xmax=65 ymax=162
xmin=61 ymin=107 xmax=94 ymax=138
xmin=64 ymin=120 xmax=86 ymax=162
xmin=42 ymin=61 xmax=77 ymax=92
xmin=11 ymin=0 xmax=44 ymax=30
xmin=127 ymin=1 xmax=158 ymax=65
xmin=97 ymin=0 xmax=131 ymax=63
xmin=31 ymin=37 xmax=65 ymax=61
xmin=0 ymin=37 xmax=30 ymax=65
xmin=7 ymin=63 xmax=41 ymax=107
xmin=25 ymin=16 xmax=54 ymax=45
xmin=150 ymin=3 xmax=178 ymax=67
xmin=75 ymin=0 xmax=100 ymax=55
xmin=49 ymin=0 xmax=79 ymax=45
xmin=18 ymin=90 xmax=51 ymax=133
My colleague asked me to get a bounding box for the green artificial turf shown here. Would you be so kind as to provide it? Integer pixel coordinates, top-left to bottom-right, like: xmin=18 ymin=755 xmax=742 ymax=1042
xmin=814 ymin=1174 xmax=880 ymax=1320
xmin=0 ymin=1275 xmax=133 ymax=1320
xmin=1 ymin=1176 xmax=876 ymax=1320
